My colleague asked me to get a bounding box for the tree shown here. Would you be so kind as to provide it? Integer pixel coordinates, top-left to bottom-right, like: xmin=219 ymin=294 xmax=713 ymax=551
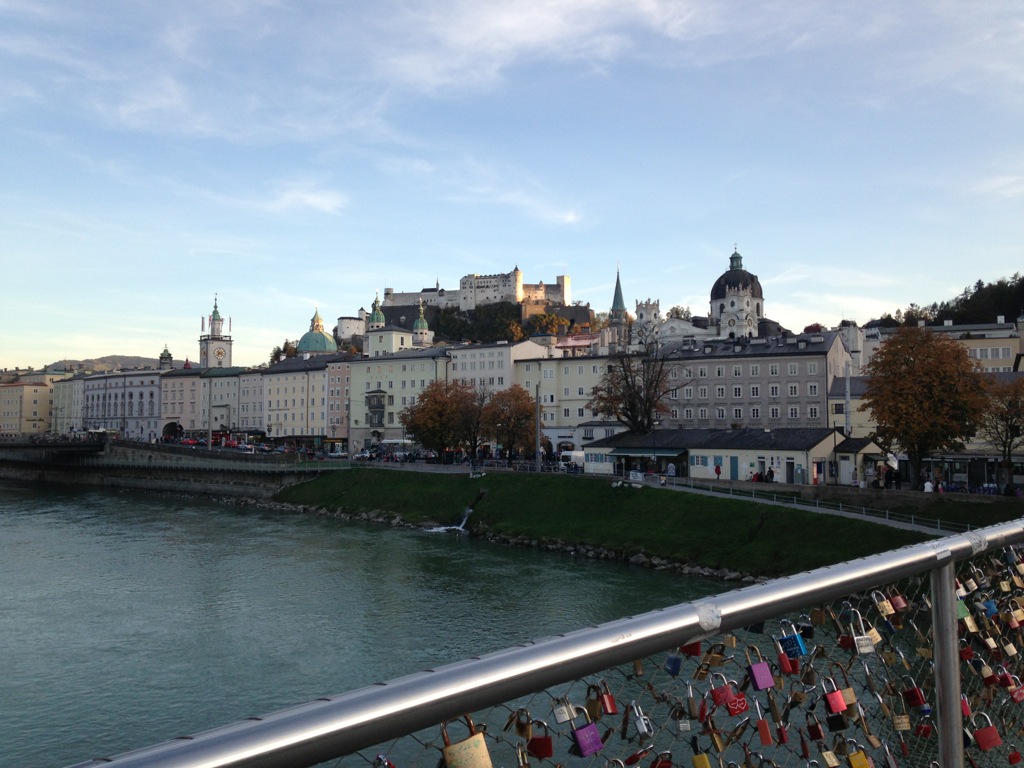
xmin=860 ymin=326 xmax=987 ymax=489
xmin=482 ymin=385 xmax=536 ymax=458
xmin=978 ymin=376 xmax=1024 ymax=493
xmin=268 ymin=339 xmax=297 ymax=366
xmin=587 ymin=330 xmax=670 ymax=433
xmin=523 ymin=313 xmax=568 ymax=337
xmin=400 ymin=380 xmax=474 ymax=457
xmin=667 ymin=305 xmax=692 ymax=320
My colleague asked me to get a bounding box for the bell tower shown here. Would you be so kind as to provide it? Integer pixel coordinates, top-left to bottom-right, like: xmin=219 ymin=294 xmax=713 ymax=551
xmin=199 ymin=295 xmax=233 ymax=368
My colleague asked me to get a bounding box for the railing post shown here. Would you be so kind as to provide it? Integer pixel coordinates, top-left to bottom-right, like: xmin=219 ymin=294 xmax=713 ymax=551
xmin=931 ymin=560 xmax=963 ymax=768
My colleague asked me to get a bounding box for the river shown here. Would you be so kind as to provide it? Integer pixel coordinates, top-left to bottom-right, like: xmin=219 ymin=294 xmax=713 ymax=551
xmin=0 ymin=482 xmax=726 ymax=767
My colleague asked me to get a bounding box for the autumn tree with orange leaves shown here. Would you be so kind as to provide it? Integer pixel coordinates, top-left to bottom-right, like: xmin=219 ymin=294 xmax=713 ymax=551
xmin=978 ymin=375 xmax=1024 ymax=493
xmin=481 ymin=385 xmax=536 ymax=459
xmin=860 ymin=326 xmax=987 ymax=489
xmin=400 ymin=380 xmax=486 ymax=459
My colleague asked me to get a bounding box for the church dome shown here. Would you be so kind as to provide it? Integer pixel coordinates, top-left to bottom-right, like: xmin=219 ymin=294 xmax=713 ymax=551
xmin=370 ymin=294 xmax=386 ymax=326
xmin=296 ymin=308 xmax=338 ymax=355
xmin=710 ymin=250 xmax=763 ymax=301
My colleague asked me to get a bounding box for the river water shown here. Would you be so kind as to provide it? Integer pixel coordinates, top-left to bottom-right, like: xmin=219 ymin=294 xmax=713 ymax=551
xmin=0 ymin=483 xmax=726 ymax=767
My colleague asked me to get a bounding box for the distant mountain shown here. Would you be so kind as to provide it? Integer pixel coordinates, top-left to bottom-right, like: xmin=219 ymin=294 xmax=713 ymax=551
xmin=47 ymin=355 xmax=169 ymax=372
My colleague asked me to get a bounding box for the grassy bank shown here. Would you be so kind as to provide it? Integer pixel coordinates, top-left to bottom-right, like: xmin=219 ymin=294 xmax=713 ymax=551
xmin=275 ymin=468 xmax=949 ymax=577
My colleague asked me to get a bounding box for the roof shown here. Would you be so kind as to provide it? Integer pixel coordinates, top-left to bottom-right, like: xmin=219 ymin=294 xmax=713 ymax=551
xmin=660 ymin=330 xmax=841 ymax=361
xmin=611 ymin=271 xmax=626 ymax=312
xmin=586 ymin=427 xmax=839 ymax=453
xmin=710 ymin=250 xmax=763 ymax=301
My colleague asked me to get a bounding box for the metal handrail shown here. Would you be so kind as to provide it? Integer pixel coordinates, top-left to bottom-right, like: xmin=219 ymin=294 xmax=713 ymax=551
xmin=68 ymin=520 xmax=1024 ymax=768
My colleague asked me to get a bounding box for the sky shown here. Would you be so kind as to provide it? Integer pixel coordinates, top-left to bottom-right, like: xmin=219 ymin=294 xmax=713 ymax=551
xmin=2 ymin=1 xmax=1023 ymax=372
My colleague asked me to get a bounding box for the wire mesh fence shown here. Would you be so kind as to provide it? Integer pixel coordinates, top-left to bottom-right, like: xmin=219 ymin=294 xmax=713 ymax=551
xmin=71 ymin=521 xmax=1024 ymax=768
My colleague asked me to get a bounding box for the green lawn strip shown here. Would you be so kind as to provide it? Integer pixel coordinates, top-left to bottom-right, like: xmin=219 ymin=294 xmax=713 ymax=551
xmin=275 ymin=469 xmax=936 ymax=577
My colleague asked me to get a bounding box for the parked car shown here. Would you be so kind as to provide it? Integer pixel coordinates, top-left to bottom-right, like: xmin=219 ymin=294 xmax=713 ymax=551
xmin=328 ymin=450 xmax=348 ymax=459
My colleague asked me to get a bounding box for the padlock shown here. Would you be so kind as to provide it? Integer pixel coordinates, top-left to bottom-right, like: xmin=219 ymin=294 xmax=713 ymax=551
xmin=670 ymin=700 xmax=691 ymax=734
xmin=710 ymin=673 xmax=737 ymax=707
xmin=972 ymin=712 xmax=1003 ymax=751
xmin=960 ymin=637 xmax=975 ymax=660
xmin=725 ymin=684 xmax=749 ymax=717
xmin=871 ymin=590 xmax=894 ymax=616
xmin=504 ymin=708 xmax=533 ymax=740
xmin=1012 ymin=598 xmax=1024 ymax=623
xmin=585 ymin=684 xmax=606 ymax=721
xmin=846 ymin=744 xmax=870 ymax=768
xmin=516 ymin=744 xmax=530 ymax=768
xmin=441 ymin=716 xmax=492 ymax=768
xmin=702 ymin=642 xmax=728 ymax=667
xmin=900 ymin=676 xmax=926 ymax=708
xmin=694 ymin=661 xmax=712 ymax=682
xmin=891 ymin=695 xmax=911 ymax=731
xmin=887 ymin=587 xmax=908 ymax=612
xmin=525 ymin=719 xmax=553 ymax=759
xmin=797 ymin=614 xmax=816 ymax=639
xmin=752 ymin=700 xmax=772 ymax=747
xmin=995 ymin=664 xmax=1015 ymax=688
xmin=914 ymin=715 xmax=933 ymax=738
xmin=830 ymin=662 xmax=857 ymax=706
xmin=568 ymin=707 xmax=604 ymax=758
xmin=690 ymin=736 xmax=712 ymax=768
xmin=822 ymin=677 xmax=848 ymax=714
xmin=981 ymin=663 xmax=1000 ymax=686
xmin=806 ymin=712 xmax=825 ymax=742
xmin=599 ymin=680 xmax=619 ymax=715
xmin=630 ymin=700 xmax=655 ymax=738
xmin=1006 ymin=640 xmax=1020 ymax=658
xmin=1009 ymin=744 xmax=1023 ymax=764
xmin=849 ymin=610 xmax=876 ymax=655
xmin=552 ymin=696 xmax=575 ymax=723
xmin=778 ymin=619 xmax=808 ymax=659
xmin=744 ymin=645 xmax=775 ymax=691
xmin=680 ymin=640 xmax=702 ymax=657
xmin=665 ymin=651 xmax=683 ymax=677
xmin=649 ymin=751 xmax=672 ymax=768
xmin=820 ymin=750 xmax=841 ymax=767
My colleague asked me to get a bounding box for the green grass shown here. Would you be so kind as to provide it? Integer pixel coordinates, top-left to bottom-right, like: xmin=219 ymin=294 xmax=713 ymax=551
xmin=275 ymin=469 xmax=954 ymax=577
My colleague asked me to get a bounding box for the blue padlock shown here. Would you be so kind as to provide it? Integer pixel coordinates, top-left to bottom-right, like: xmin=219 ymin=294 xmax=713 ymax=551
xmin=777 ymin=619 xmax=807 ymax=659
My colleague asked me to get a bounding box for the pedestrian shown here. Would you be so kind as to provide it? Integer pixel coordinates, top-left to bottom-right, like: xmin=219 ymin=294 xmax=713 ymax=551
xmin=715 ymin=464 xmax=721 ymax=480
xmin=923 ymin=478 xmax=934 ymax=493
xmin=766 ymin=467 xmax=774 ymax=483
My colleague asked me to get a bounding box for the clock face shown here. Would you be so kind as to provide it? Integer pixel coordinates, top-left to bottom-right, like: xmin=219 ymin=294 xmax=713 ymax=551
xmin=728 ymin=318 xmax=736 ymax=327
xmin=747 ymin=318 xmax=754 ymax=327
xmin=215 ymin=347 xmax=225 ymax=360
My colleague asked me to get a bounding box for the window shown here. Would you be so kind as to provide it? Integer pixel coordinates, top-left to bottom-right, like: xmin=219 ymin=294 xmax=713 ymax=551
xmin=698 ymin=366 xmax=707 ymax=378
xmin=698 ymin=407 xmax=708 ymax=419
xmin=751 ymin=406 xmax=760 ymax=419
xmin=684 ymin=408 xmax=693 ymax=419
xmin=788 ymin=363 xmax=798 ymax=376
xmin=808 ymin=362 xmax=818 ymax=375
xmin=716 ymin=407 xmax=726 ymax=419
xmin=750 ymin=364 xmax=760 ymax=377
xmin=670 ymin=388 xmax=678 ymax=400
xmin=788 ymin=384 xmax=799 ymax=397
xmin=716 ymin=386 xmax=726 ymax=398
xmin=750 ymin=385 xmax=760 ymax=398
xmin=809 ymin=406 xmax=819 ymax=419
xmin=808 ymin=383 xmax=818 ymax=396
xmin=833 ymin=403 xmax=845 ymax=414
xmin=769 ymin=384 xmax=779 ymax=397
xmin=733 ymin=386 xmax=742 ymax=398
xmin=578 ymin=387 xmax=585 ymax=396
xmin=583 ymin=428 xmax=594 ymax=439
xmin=733 ymin=407 xmax=743 ymax=419
xmin=578 ymin=408 xmax=585 ymax=417
xmin=698 ymin=386 xmax=708 ymax=399
xmin=563 ymin=408 xmax=570 ymax=417
xmin=789 ymin=406 xmax=799 ymax=418
xmin=683 ymin=386 xmax=693 ymax=399
xmin=769 ymin=364 xmax=779 ymax=376
xmin=563 ymin=387 xmax=570 ymax=396
xmin=670 ymin=408 xmax=679 ymax=419
xmin=769 ymin=406 xmax=780 ymax=419
xmin=715 ymin=366 xmax=725 ymax=377
xmin=733 ymin=365 xmax=742 ymax=377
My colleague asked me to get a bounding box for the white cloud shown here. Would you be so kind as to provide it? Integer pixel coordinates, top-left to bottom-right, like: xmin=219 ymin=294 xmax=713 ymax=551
xmin=263 ymin=184 xmax=348 ymax=214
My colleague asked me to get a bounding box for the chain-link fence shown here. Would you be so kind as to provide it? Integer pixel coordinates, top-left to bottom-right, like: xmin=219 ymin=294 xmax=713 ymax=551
xmin=70 ymin=521 xmax=1024 ymax=768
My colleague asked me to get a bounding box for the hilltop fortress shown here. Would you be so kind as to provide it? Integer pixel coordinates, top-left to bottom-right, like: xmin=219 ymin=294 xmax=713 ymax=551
xmin=380 ymin=266 xmax=570 ymax=312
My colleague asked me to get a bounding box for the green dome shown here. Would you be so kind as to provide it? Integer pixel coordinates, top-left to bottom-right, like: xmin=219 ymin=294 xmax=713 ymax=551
xmin=296 ymin=308 xmax=338 ymax=354
xmin=413 ymin=301 xmax=428 ymax=331
xmin=370 ymin=294 xmax=385 ymax=325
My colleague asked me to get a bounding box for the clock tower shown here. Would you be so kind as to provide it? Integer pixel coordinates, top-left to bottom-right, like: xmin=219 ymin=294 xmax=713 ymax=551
xmin=199 ymin=296 xmax=233 ymax=368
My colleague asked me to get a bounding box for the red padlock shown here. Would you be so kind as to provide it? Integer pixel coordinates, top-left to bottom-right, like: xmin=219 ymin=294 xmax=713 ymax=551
xmin=822 ymin=676 xmax=848 ymax=714
xmin=525 ymin=720 xmax=554 ymax=759
xmin=960 ymin=638 xmax=975 ymax=661
xmin=680 ymin=640 xmax=702 ymax=657
xmin=806 ymin=713 xmax=825 ymax=742
xmin=725 ymin=688 xmax=749 ymax=717
xmin=709 ymin=673 xmax=735 ymax=707
xmin=901 ymin=675 xmax=927 ymax=708
xmin=649 ymin=750 xmax=672 ymax=768
xmin=1009 ymin=744 xmax=1023 ymax=764
xmin=973 ymin=713 xmax=1003 ymax=751
xmin=599 ymin=680 xmax=619 ymax=715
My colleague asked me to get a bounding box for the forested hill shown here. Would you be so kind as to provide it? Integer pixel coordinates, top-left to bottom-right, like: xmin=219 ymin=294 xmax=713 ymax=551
xmin=867 ymin=273 xmax=1024 ymax=328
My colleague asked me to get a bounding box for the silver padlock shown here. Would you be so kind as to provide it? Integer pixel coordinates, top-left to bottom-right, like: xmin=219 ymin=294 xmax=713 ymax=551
xmin=552 ymin=695 xmax=574 ymax=723
xmin=630 ymin=700 xmax=655 ymax=738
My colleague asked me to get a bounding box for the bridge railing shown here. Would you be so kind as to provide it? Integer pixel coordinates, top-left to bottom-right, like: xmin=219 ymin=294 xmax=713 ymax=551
xmin=69 ymin=520 xmax=1024 ymax=768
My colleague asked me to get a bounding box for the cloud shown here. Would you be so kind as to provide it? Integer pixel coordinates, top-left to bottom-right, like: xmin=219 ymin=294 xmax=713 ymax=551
xmin=263 ymin=183 xmax=348 ymax=214
xmin=971 ymin=174 xmax=1024 ymax=200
